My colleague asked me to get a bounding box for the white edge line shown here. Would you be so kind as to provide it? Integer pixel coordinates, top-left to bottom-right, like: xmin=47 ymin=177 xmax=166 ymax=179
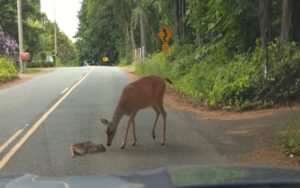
xmin=0 ymin=69 xmax=92 ymax=170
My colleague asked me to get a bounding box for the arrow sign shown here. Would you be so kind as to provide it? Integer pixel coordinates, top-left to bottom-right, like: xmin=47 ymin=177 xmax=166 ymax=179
xmin=159 ymin=26 xmax=173 ymax=43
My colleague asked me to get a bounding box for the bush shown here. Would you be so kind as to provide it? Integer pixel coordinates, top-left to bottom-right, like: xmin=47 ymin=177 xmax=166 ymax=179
xmin=136 ymin=52 xmax=168 ymax=76
xmin=281 ymin=120 xmax=300 ymax=156
xmin=118 ymin=58 xmax=132 ymax=66
xmin=0 ymin=56 xmax=18 ymax=82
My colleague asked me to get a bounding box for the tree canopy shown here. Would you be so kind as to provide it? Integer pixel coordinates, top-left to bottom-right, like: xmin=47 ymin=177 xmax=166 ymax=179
xmin=0 ymin=0 xmax=77 ymax=66
xmin=76 ymin=0 xmax=300 ymax=65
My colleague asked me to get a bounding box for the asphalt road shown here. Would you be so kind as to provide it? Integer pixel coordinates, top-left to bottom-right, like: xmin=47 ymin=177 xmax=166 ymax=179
xmin=0 ymin=66 xmax=299 ymax=176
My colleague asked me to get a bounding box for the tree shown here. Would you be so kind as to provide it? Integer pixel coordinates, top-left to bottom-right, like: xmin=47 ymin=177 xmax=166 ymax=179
xmin=76 ymin=0 xmax=123 ymax=64
xmin=280 ymin=0 xmax=297 ymax=46
xmin=258 ymin=0 xmax=272 ymax=49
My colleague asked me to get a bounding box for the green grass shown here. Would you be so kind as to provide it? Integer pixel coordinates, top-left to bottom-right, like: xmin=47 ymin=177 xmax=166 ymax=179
xmin=25 ymin=68 xmax=42 ymax=74
xmin=281 ymin=120 xmax=300 ymax=156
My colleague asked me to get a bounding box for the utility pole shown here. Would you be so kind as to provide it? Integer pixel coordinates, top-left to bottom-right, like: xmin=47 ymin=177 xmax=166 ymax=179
xmin=17 ymin=0 xmax=24 ymax=73
xmin=53 ymin=0 xmax=57 ymax=66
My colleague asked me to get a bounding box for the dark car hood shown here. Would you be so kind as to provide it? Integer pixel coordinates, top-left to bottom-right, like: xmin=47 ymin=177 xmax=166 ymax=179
xmin=1 ymin=166 xmax=300 ymax=188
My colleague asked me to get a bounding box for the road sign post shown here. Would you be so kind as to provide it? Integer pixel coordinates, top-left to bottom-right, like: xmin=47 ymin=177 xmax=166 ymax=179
xmin=162 ymin=43 xmax=170 ymax=55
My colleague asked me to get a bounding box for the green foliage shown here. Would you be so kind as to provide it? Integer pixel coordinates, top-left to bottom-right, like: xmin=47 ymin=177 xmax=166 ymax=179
xmin=0 ymin=1 xmax=77 ymax=67
xmin=186 ymin=0 xmax=259 ymax=58
xmin=136 ymin=52 xmax=168 ymax=76
xmin=118 ymin=58 xmax=132 ymax=67
xmin=76 ymin=0 xmax=123 ymax=65
xmin=136 ymin=38 xmax=300 ymax=110
xmin=0 ymin=56 xmax=18 ymax=82
xmin=281 ymin=120 xmax=300 ymax=156
xmin=55 ymin=58 xmax=63 ymax=67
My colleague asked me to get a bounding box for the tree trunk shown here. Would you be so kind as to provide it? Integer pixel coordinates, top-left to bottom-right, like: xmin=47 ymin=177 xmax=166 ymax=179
xmin=175 ymin=0 xmax=186 ymax=38
xmin=175 ymin=0 xmax=181 ymax=37
xmin=295 ymin=2 xmax=300 ymax=42
xmin=130 ymin=23 xmax=136 ymax=61
xmin=139 ymin=13 xmax=146 ymax=58
xmin=258 ymin=0 xmax=272 ymax=49
xmin=181 ymin=0 xmax=186 ymax=37
xmin=124 ymin=21 xmax=130 ymax=62
xmin=281 ymin=0 xmax=297 ymax=46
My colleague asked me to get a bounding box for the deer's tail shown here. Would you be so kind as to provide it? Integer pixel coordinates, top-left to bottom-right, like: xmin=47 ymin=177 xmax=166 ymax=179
xmin=165 ymin=78 xmax=172 ymax=85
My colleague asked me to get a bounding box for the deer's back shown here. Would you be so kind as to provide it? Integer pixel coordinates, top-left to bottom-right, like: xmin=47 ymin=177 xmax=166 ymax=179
xmin=120 ymin=75 xmax=166 ymax=113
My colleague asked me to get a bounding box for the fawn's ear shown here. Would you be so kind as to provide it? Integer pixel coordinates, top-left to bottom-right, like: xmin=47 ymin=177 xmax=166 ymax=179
xmin=100 ymin=118 xmax=109 ymax=125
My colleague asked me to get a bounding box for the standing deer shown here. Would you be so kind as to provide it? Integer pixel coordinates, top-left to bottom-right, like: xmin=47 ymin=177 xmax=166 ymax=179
xmin=101 ymin=75 xmax=172 ymax=149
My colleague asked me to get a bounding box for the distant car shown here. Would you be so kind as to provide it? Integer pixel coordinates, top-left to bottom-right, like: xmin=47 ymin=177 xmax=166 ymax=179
xmin=46 ymin=56 xmax=54 ymax=65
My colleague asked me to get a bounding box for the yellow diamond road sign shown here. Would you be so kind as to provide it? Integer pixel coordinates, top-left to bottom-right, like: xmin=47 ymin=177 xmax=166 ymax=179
xmin=159 ymin=26 xmax=173 ymax=43
xmin=103 ymin=56 xmax=109 ymax=62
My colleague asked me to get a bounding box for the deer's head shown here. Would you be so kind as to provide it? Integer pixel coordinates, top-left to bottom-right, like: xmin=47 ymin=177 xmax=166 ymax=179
xmin=101 ymin=118 xmax=117 ymax=146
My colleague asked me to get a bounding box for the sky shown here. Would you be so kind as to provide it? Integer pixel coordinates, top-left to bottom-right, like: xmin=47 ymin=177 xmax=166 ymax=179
xmin=40 ymin=0 xmax=82 ymax=42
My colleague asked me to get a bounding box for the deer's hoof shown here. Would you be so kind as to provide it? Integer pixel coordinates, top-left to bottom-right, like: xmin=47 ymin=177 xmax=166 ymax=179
xmin=132 ymin=142 xmax=136 ymax=146
xmin=152 ymin=131 xmax=156 ymax=140
xmin=120 ymin=144 xmax=125 ymax=149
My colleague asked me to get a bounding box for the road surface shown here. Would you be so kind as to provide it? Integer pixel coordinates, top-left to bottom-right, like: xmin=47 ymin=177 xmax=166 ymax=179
xmin=0 ymin=67 xmax=299 ymax=176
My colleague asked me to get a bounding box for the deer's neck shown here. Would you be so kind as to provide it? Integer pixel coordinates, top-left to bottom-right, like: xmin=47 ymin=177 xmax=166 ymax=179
xmin=111 ymin=104 xmax=124 ymax=130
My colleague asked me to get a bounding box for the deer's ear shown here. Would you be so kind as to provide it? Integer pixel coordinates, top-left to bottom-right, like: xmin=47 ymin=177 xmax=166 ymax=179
xmin=100 ymin=118 xmax=109 ymax=125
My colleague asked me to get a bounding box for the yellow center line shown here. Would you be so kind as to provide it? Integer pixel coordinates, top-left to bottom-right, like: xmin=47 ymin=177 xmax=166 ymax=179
xmin=0 ymin=68 xmax=93 ymax=170
xmin=0 ymin=129 xmax=24 ymax=154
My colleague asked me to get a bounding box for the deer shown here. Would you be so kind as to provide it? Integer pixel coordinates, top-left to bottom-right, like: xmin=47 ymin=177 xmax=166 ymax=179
xmin=100 ymin=75 xmax=172 ymax=149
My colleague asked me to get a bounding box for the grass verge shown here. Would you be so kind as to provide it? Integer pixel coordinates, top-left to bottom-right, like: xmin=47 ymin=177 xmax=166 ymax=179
xmin=281 ymin=120 xmax=300 ymax=156
xmin=25 ymin=68 xmax=42 ymax=74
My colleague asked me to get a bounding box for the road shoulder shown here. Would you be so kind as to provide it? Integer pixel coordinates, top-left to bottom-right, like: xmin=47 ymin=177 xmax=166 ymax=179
xmin=0 ymin=68 xmax=56 ymax=90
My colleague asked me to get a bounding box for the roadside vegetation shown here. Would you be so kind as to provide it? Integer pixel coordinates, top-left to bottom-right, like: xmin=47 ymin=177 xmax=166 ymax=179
xmin=77 ymin=0 xmax=300 ymax=110
xmin=0 ymin=56 xmax=18 ymax=82
xmin=0 ymin=1 xmax=78 ymax=72
xmin=24 ymin=68 xmax=42 ymax=74
xmin=136 ymin=39 xmax=300 ymax=110
xmin=281 ymin=120 xmax=300 ymax=156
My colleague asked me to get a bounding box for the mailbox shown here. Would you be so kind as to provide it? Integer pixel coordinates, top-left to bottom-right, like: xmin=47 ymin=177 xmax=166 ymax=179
xmin=21 ymin=52 xmax=30 ymax=61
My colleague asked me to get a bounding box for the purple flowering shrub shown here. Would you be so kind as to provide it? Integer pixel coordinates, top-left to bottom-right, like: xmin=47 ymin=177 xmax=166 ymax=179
xmin=0 ymin=26 xmax=18 ymax=82
xmin=0 ymin=25 xmax=19 ymax=59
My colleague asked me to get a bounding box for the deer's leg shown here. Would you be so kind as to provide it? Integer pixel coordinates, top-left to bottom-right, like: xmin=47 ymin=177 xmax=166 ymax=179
xmin=159 ymin=104 xmax=167 ymax=146
xmin=152 ymin=106 xmax=160 ymax=140
xmin=132 ymin=116 xmax=137 ymax=146
xmin=121 ymin=113 xmax=136 ymax=149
